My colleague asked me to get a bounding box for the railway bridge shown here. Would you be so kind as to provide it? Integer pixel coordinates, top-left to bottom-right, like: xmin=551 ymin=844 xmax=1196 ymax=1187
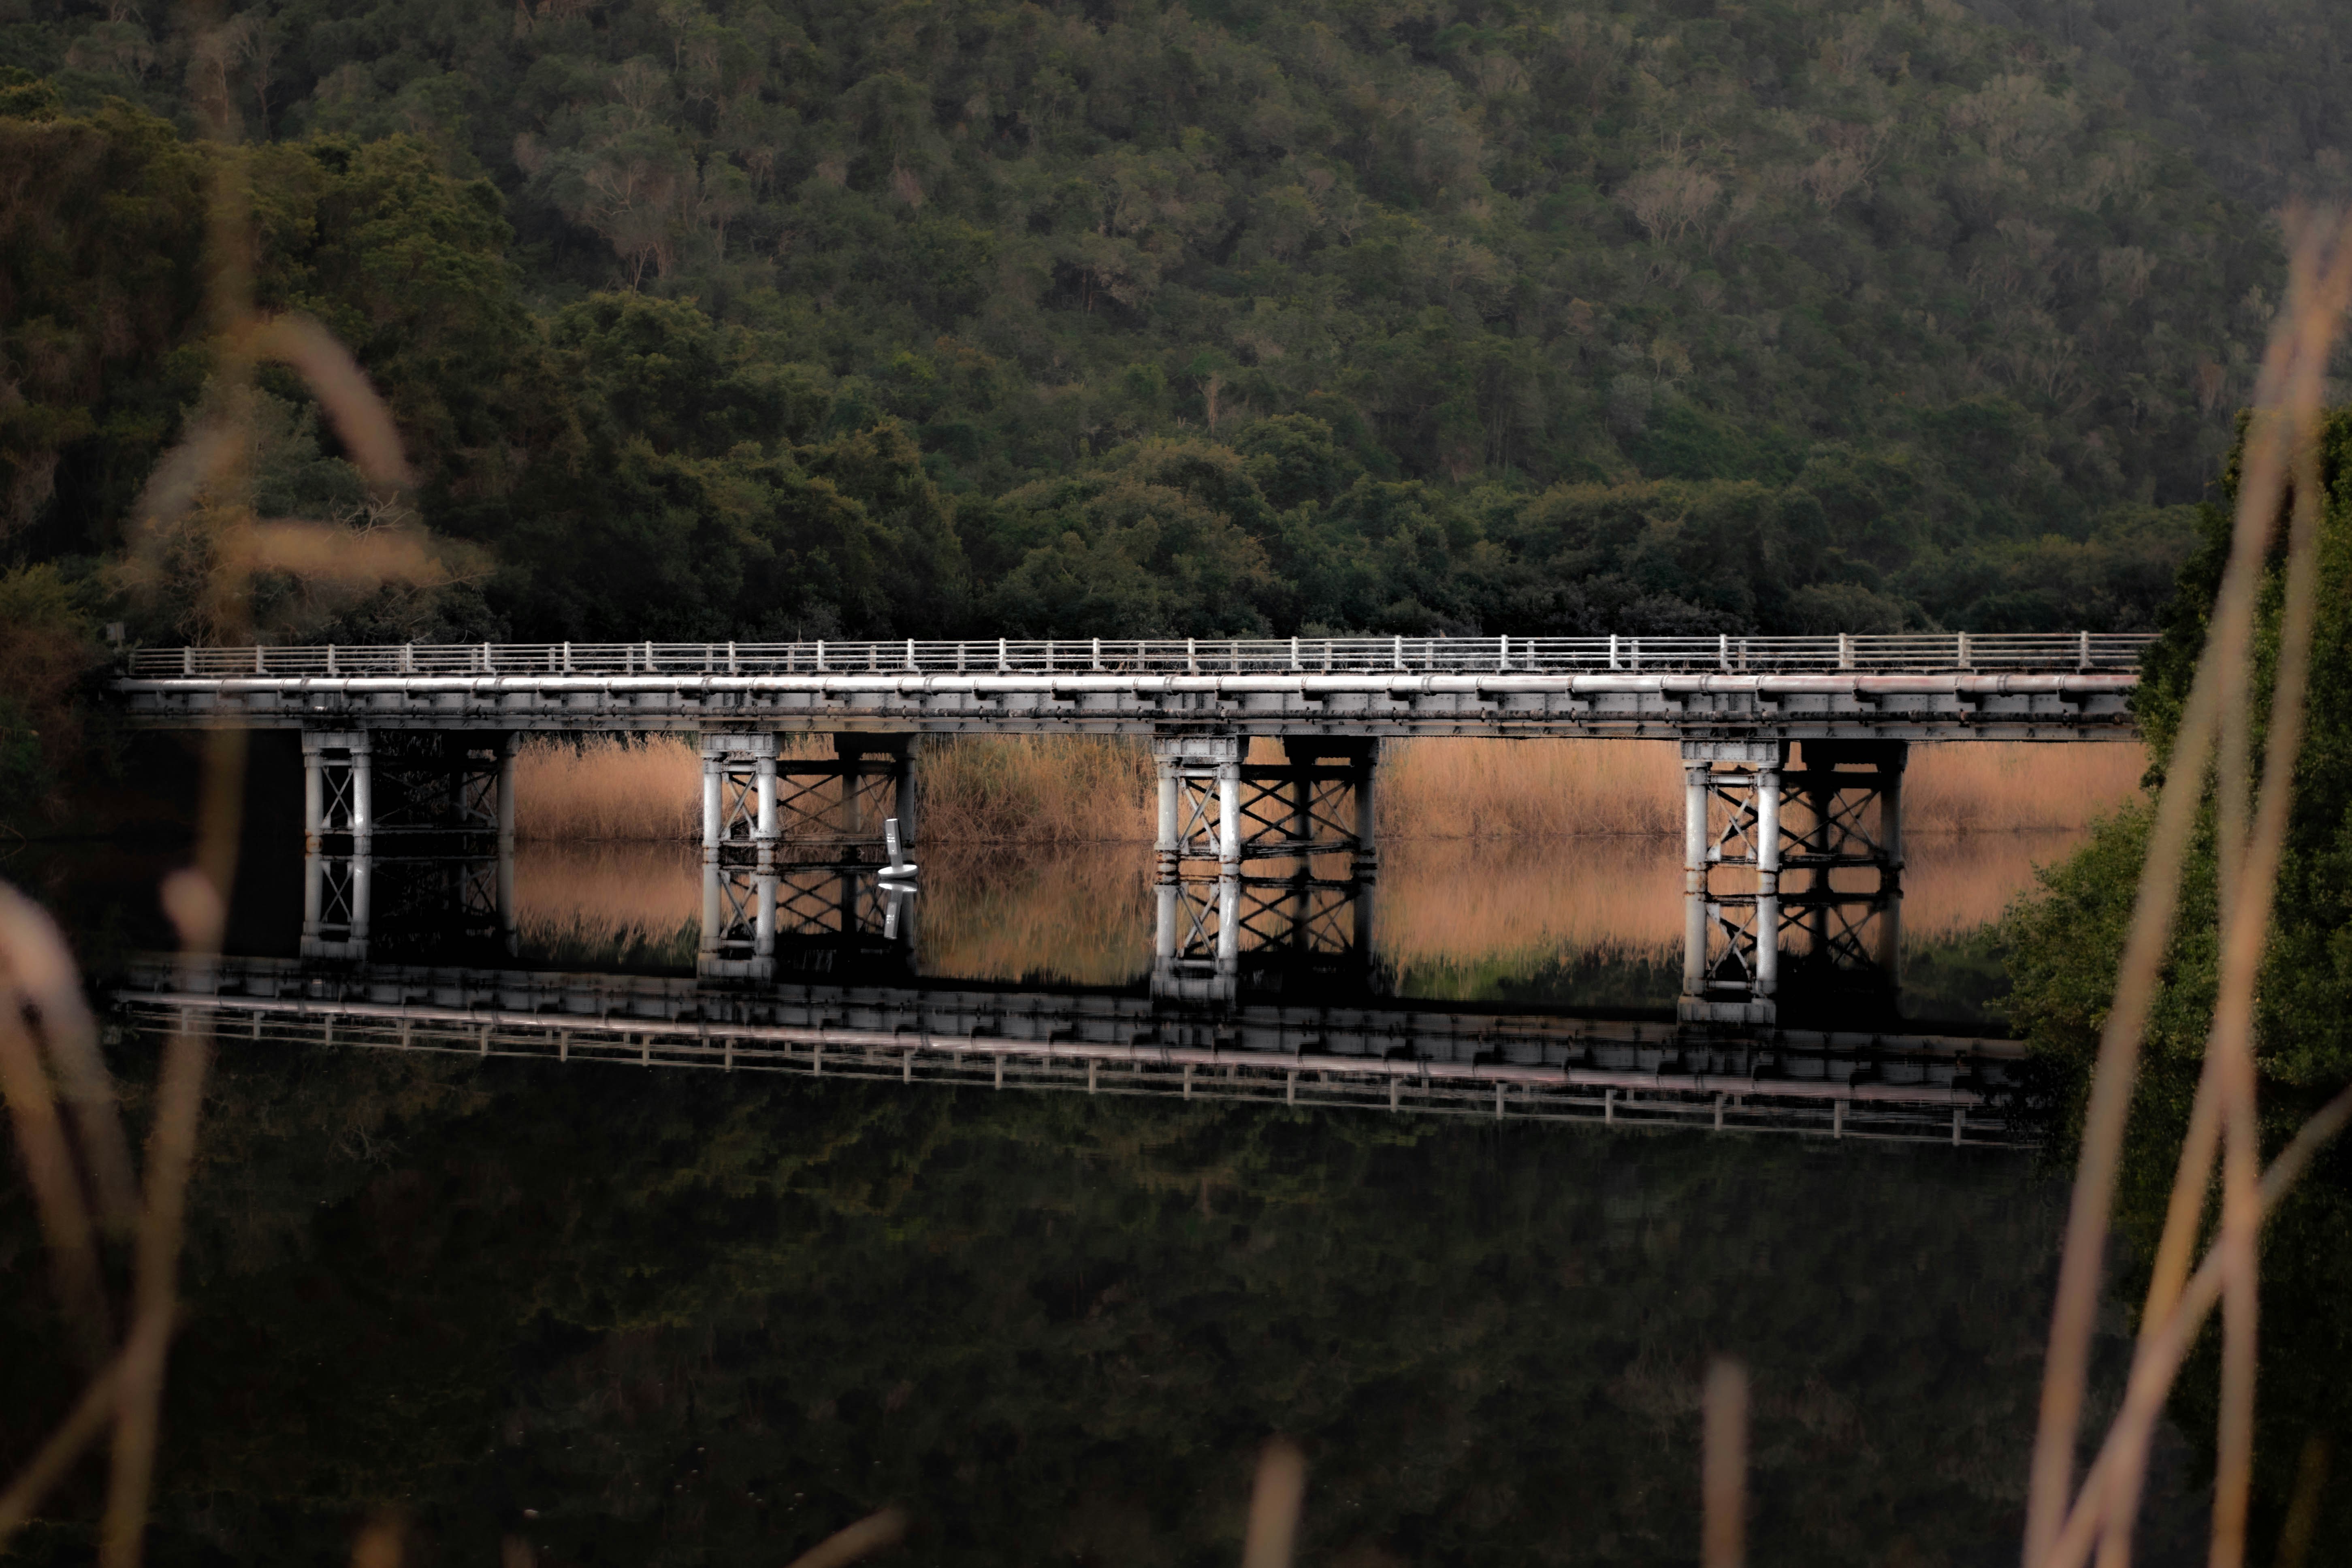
xmin=115 ymin=631 xmax=2154 ymax=1024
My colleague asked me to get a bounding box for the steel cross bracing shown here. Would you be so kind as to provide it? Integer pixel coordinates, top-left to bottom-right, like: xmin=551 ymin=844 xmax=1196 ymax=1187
xmin=1156 ymin=874 xmax=1368 ymax=960
xmin=1160 ymin=766 xmax=1364 ymax=864
xmin=368 ymin=734 xmax=507 ymax=835
xmin=1695 ymin=896 xmax=1771 ymax=1005
xmin=116 ymin=631 xmax=2154 ymax=741
xmin=1234 ymin=771 xmax=1362 ymax=859
xmin=700 ymin=735 xmax=918 ymax=866
xmin=1702 ymin=771 xmax=1777 ymax=870
xmin=1166 ymin=771 xmax=1226 ymax=864
xmin=1232 ymin=873 xmax=1363 ymax=955
xmin=698 ymin=859 xmax=918 ymax=981
xmin=300 ymin=730 xmax=519 ymax=855
xmin=716 ymin=766 xmax=760 ymax=846
xmin=1795 ymin=898 xmax=1892 ymax=981
xmin=1680 ymin=740 xmax=1911 ymax=1025
xmin=300 ymin=850 xmax=516 ymax=963
xmin=300 ymin=854 xmax=365 ymax=959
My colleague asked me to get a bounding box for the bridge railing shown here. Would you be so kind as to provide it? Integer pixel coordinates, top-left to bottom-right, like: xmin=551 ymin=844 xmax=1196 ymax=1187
xmin=124 ymin=631 xmax=2159 ymax=680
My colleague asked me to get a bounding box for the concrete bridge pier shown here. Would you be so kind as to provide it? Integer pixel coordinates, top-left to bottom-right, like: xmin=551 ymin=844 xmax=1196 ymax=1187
xmin=303 ymin=728 xmax=518 ymax=856
xmin=1149 ymin=733 xmax=1383 ymax=1002
xmin=300 ymin=731 xmax=373 ymax=853
xmin=702 ymin=732 xmax=919 ymax=863
xmin=832 ymin=734 xmax=921 ymax=858
xmin=1680 ymin=737 xmax=1911 ymax=1024
xmin=699 ymin=732 xmax=780 ymax=860
xmin=695 ymin=732 xmax=920 ymax=980
xmin=1679 ymin=740 xmax=1785 ymax=1025
xmin=1150 ymin=735 xmax=1242 ymax=1001
xmin=697 ymin=855 xmax=779 ymax=979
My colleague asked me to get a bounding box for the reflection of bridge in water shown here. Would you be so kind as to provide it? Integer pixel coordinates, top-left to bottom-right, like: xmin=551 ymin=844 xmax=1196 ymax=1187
xmin=285 ymin=742 xmax=1987 ymax=1030
xmin=118 ymin=954 xmax=2026 ymax=1147
xmin=121 ymin=633 xmax=2149 ymax=1025
xmin=156 ymin=747 xmax=2048 ymax=1148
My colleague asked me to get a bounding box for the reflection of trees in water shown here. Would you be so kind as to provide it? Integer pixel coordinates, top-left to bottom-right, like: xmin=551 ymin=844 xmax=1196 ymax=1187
xmin=0 ymin=1045 xmax=2197 ymax=1564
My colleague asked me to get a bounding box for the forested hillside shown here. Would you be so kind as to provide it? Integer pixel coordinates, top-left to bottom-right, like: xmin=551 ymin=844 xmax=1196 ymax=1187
xmin=0 ymin=0 xmax=2318 ymax=648
xmin=1953 ymin=0 xmax=2352 ymax=207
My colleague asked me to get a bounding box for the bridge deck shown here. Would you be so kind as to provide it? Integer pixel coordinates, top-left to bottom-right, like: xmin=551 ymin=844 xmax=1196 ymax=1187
xmin=117 ymin=632 xmax=2155 ymax=741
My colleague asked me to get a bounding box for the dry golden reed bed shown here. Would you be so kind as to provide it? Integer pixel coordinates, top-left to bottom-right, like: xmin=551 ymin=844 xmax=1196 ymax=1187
xmin=510 ymin=830 xmax=2099 ymax=981
xmin=514 ymin=734 xmax=2147 ymax=844
xmin=509 ymin=734 xmax=2130 ymax=978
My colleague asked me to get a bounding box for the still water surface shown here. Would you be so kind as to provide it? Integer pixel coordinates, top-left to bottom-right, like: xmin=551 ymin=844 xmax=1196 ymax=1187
xmin=6 ymin=829 xmax=2215 ymax=1566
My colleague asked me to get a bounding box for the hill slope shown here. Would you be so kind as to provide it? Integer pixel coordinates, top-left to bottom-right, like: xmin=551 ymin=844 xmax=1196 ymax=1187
xmin=0 ymin=0 xmax=2294 ymax=641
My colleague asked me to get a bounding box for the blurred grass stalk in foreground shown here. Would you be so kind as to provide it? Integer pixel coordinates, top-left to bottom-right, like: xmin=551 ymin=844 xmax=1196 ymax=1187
xmin=2023 ymin=206 xmax=2352 ymax=1568
xmin=0 ymin=0 xmax=437 ymax=1556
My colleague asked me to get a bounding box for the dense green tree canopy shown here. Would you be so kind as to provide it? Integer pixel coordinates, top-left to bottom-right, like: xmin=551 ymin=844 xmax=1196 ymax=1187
xmin=2007 ymin=410 xmax=2352 ymax=1087
xmin=0 ymin=0 xmax=2321 ymax=643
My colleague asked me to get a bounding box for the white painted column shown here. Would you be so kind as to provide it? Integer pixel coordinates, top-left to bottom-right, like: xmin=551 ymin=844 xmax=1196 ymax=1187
xmin=1216 ymin=871 xmax=1241 ymax=966
xmin=302 ymin=738 xmax=325 ymax=852
xmin=1217 ymin=755 xmax=1242 ymax=873
xmin=347 ymin=852 xmax=372 ymax=944
xmin=753 ymin=868 xmax=776 ymax=959
xmin=699 ymin=858 xmax=723 ymax=963
xmin=701 ymin=746 xmax=723 ymax=856
xmin=349 ymin=735 xmax=373 ymax=853
xmin=1154 ymin=881 xmax=1179 ymax=957
xmin=1155 ymin=766 xmax=1180 ymax=881
xmin=755 ymin=754 xmax=778 ymax=846
xmin=1683 ymin=763 xmax=1710 ymax=996
xmin=1754 ymin=765 xmax=1781 ymax=999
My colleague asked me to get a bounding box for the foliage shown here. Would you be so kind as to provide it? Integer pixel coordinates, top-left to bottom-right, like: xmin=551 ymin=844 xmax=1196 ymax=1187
xmin=2002 ymin=410 xmax=2352 ymax=1554
xmin=1949 ymin=0 xmax=2352 ymax=209
xmin=2006 ymin=410 xmax=2352 ymax=1087
xmin=0 ymin=87 xmax=208 ymax=554
xmin=0 ymin=561 xmax=107 ymax=821
xmin=0 ymin=0 xmax=2296 ymax=642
